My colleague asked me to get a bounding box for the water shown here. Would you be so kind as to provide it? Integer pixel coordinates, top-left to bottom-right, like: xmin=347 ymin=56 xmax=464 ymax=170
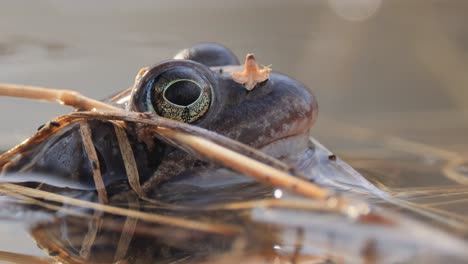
xmin=1 ymin=1 xmax=468 ymax=263
xmin=1 ymin=137 xmax=467 ymax=263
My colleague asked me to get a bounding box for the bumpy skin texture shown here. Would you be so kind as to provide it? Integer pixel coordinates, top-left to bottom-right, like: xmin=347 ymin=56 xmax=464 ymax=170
xmin=204 ymin=72 xmax=316 ymax=149
xmin=173 ymin=43 xmax=240 ymax=67
xmin=3 ymin=43 xmax=318 ymax=197
xmin=168 ymin=43 xmax=317 ymax=148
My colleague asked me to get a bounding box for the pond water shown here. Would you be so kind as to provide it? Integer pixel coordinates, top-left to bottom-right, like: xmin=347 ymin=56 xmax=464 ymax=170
xmin=0 ymin=1 xmax=468 ymax=263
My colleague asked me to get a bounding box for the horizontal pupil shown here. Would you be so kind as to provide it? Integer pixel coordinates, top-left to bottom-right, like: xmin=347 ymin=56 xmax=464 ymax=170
xmin=164 ymin=80 xmax=201 ymax=106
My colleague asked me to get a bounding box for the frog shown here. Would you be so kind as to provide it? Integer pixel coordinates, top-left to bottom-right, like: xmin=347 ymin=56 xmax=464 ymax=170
xmin=0 ymin=43 xmax=318 ymax=204
xmin=2 ymin=44 xmax=465 ymax=264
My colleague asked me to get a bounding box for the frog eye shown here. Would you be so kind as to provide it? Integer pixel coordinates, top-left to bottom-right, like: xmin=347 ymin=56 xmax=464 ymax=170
xmin=130 ymin=60 xmax=214 ymax=123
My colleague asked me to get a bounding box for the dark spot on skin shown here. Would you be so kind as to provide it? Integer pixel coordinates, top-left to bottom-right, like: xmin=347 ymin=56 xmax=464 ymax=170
xmin=95 ymin=148 xmax=107 ymax=175
xmin=160 ymin=246 xmax=172 ymax=258
xmin=264 ymin=175 xmax=270 ymax=182
xmin=291 ymin=183 xmax=298 ymax=190
xmin=328 ymin=154 xmax=337 ymax=161
xmin=49 ymin=121 xmax=60 ymax=127
xmin=288 ymin=167 xmax=297 ymax=176
xmin=193 ymin=160 xmax=208 ymax=168
xmin=91 ymin=161 xmax=98 ymax=170
xmin=106 ymin=180 xmax=131 ymax=195
xmin=48 ymin=250 xmax=59 ymax=256
xmin=37 ymin=124 xmax=45 ymax=131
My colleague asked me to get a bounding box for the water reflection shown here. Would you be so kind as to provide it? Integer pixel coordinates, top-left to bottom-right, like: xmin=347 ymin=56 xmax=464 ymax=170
xmin=1 ymin=137 xmax=468 ymax=263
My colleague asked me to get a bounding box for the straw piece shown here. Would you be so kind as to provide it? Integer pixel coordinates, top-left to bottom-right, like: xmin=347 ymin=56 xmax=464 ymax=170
xmin=0 ymin=251 xmax=54 ymax=264
xmin=157 ymin=129 xmax=329 ymax=200
xmin=113 ymin=123 xmax=145 ymax=196
xmin=79 ymin=122 xmax=109 ymax=204
xmin=0 ymin=83 xmax=120 ymax=111
xmin=0 ymin=183 xmax=238 ymax=235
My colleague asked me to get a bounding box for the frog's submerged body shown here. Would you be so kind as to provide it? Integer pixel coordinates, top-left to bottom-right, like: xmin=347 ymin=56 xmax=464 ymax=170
xmin=2 ymin=43 xmax=318 ymax=202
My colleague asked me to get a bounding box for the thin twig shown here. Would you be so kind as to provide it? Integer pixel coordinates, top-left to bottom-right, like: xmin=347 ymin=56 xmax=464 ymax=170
xmin=79 ymin=122 xmax=109 ymax=204
xmin=113 ymin=123 xmax=145 ymax=196
xmin=0 ymin=183 xmax=239 ymax=235
xmin=0 ymin=83 xmax=120 ymax=111
xmin=158 ymin=128 xmax=329 ymax=200
xmin=0 ymin=251 xmax=54 ymax=264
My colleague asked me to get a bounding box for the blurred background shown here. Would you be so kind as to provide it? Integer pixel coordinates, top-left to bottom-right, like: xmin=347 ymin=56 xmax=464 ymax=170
xmin=0 ymin=0 xmax=467 ymax=153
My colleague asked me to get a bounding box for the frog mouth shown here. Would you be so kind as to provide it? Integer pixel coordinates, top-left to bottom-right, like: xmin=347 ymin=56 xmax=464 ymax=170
xmin=258 ymin=132 xmax=312 ymax=160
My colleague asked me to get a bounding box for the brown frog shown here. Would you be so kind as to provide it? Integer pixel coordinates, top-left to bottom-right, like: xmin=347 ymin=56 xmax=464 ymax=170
xmin=0 ymin=43 xmax=318 ymax=203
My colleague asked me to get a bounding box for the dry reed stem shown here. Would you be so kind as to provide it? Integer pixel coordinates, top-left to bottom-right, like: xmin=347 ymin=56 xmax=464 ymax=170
xmin=113 ymin=195 xmax=139 ymax=262
xmin=158 ymin=128 xmax=329 ymax=200
xmin=0 ymin=251 xmax=54 ymax=264
xmin=79 ymin=122 xmax=109 ymax=204
xmin=113 ymin=123 xmax=145 ymax=196
xmin=0 ymin=183 xmax=239 ymax=235
xmin=0 ymin=83 xmax=120 ymax=111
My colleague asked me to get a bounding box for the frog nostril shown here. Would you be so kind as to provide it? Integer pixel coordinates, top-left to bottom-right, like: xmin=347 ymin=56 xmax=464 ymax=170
xmin=163 ymin=80 xmax=202 ymax=106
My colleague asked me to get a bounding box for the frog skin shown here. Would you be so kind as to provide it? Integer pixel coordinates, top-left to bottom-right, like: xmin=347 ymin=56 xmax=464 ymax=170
xmin=2 ymin=43 xmax=318 ymax=202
